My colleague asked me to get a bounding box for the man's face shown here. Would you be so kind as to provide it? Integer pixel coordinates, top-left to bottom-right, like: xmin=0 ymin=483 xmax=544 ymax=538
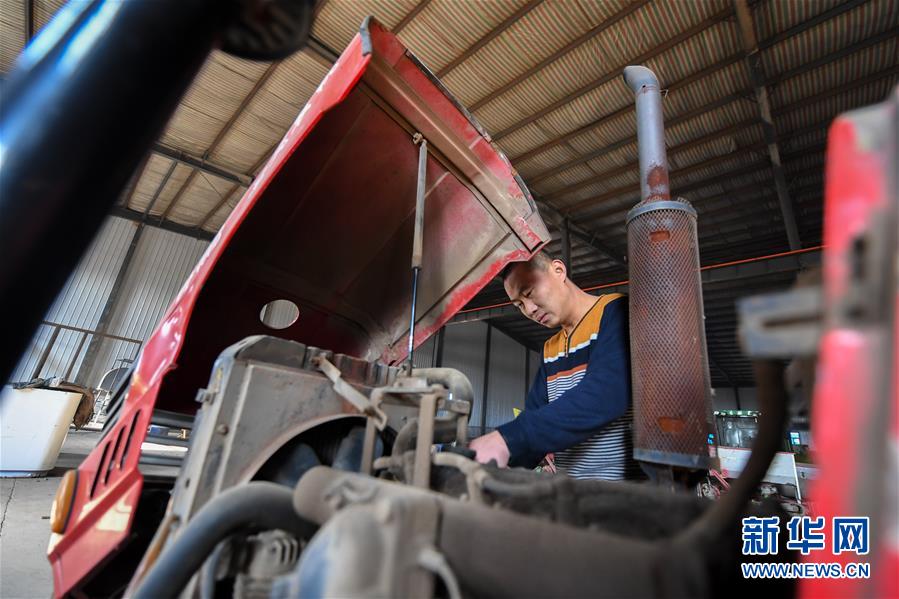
xmin=503 ymin=260 xmax=568 ymax=328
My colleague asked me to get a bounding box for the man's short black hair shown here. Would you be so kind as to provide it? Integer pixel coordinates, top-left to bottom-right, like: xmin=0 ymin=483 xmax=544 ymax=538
xmin=500 ymin=251 xmax=553 ymax=281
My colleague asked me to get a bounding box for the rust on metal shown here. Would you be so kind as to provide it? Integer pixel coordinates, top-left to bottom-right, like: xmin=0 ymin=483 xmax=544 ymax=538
xmin=645 ymin=163 xmax=670 ymax=202
xmin=649 ymin=230 xmax=670 ymax=243
xmin=657 ymin=417 xmax=686 ymax=434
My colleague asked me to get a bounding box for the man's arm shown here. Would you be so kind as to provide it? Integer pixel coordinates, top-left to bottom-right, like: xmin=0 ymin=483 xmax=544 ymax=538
xmin=469 ymin=360 xmax=549 ymax=468
xmin=496 ymin=298 xmax=631 ymax=462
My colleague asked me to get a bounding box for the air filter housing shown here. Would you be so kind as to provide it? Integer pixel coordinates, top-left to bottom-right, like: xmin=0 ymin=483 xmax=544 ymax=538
xmin=627 ymin=199 xmax=715 ymax=468
xmin=623 ymin=66 xmax=715 ymax=469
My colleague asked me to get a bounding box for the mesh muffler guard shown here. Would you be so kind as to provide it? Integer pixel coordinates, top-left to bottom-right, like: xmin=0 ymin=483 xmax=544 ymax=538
xmin=627 ymin=199 xmax=715 ymax=468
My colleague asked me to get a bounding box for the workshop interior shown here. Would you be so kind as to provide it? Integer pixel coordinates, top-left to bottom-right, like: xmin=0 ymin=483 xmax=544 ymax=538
xmin=0 ymin=0 xmax=895 ymax=598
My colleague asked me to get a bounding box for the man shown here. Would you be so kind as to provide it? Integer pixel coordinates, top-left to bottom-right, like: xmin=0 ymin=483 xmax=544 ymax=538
xmin=469 ymin=252 xmax=641 ymax=480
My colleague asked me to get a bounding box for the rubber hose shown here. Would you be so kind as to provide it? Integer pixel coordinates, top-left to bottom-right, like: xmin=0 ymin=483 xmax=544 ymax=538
xmin=132 ymin=482 xmax=313 ymax=599
xmin=393 ymin=417 xmax=459 ymax=457
xmin=677 ymin=360 xmax=789 ymax=546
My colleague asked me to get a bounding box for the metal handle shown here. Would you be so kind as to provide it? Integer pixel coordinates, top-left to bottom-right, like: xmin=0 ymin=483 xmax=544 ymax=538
xmin=314 ymin=356 xmax=387 ymax=430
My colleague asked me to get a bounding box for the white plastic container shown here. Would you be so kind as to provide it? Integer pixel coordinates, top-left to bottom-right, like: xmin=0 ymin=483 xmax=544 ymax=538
xmin=0 ymin=385 xmax=81 ymax=477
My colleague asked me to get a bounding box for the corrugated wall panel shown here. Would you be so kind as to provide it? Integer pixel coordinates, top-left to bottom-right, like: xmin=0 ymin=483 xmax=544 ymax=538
xmin=81 ymin=226 xmax=209 ymax=386
xmin=8 ymin=217 xmax=135 ymax=383
xmin=107 ymin=227 xmax=209 ymax=341
xmin=442 ymin=321 xmax=487 ymax=429
xmin=412 ymin=334 xmax=437 ymax=369
xmin=485 ymin=329 xmax=526 ymax=429
xmin=46 ymin=217 xmax=136 ymax=329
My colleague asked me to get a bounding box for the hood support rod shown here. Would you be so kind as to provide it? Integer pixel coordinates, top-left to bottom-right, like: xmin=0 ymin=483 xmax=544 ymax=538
xmin=406 ymin=133 xmax=429 ymax=372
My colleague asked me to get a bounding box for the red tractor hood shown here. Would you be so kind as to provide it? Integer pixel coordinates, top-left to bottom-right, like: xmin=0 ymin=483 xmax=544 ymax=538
xmin=149 ymin=17 xmax=549 ymax=412
xmin=48 ymin=18 xmax=550 ymax=595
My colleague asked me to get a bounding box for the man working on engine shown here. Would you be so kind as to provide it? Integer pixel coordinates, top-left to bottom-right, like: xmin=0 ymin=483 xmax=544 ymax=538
xmin=469 ymin=252 xmax=641 ymax=480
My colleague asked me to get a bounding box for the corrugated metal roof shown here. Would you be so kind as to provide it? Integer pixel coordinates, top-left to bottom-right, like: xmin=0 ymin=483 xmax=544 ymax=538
xmin=314 ymin=0 xmax=413 ymax=51
xmin=167 ymin=171 xmax=234 ymax=226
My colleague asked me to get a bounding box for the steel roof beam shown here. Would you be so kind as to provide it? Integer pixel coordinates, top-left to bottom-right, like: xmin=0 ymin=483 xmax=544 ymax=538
xmin=573 ymin=140 xmax=827 ymax=220
xmin=590 ymin=183 xmax=824 ymax=250
xmin=160 ymin=61 xmax=281 ymax=220
xmin=525 ymin=54 xmax=884 ymax=189
xmin=143 ymin=161 xmax=178 ymax=218
xmin=581 ymin=161 xmax=827 ymax=226
xmin=151 ymin=144 xmax=252 ymax=186
xmin=196 ymin=183 xmax=242 ymax=231
xmin=118 ymin=157 xmax=153 ymax=208
xmin=393 ymin=0 xmax=433 ymax=34
xmin=510 ymin=0 xmax=878 ymax=166
xmin=534 ymin=198 xmax=626 ymax=266
xmin=512 ymin=54 xmax=745 ymax=165
xmin=562 ymin=142 xmax=768 ymax=210
xmin=734 ymin=0 xmax=800 ymax=249
xmin=560 ymin=216 xmax=571 ymax=270
xmin=571 ymin=233 xmax=818 ymax=287
xmin=467 ymin=0 xmax=650 ymax=112
xmin=24 ymin=0 xmax=33 ymax=41
xmin=436 ymin=0 xmax=543 ymax=78
xmin=109 ymin=206 xmax=215 ymax=241
xmin=491 ymin=4 xmax=737 ymax=141
xmin=550 ymin=57 xmax=894 ymax=212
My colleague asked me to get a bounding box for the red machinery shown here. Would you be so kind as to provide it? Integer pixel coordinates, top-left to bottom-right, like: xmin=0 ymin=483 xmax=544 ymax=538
xmin=801 ymin=86 xmax=898 ymax=599
xmin=46 ymin=19 xmax=549 ymax=596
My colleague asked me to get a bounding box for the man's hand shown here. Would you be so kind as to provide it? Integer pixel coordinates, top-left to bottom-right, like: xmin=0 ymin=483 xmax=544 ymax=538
xmin=469 ymin=430 xmax=511 ymax=468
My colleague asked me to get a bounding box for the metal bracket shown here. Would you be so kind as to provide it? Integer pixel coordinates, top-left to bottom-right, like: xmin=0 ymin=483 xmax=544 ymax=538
xmin=313 ymin=356 xmax=388 ymax=430
xmin=738 ymin=286 xmax=822 ymax=358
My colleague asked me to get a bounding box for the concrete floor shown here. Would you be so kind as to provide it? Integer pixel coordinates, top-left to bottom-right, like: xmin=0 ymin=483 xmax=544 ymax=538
xmin=1 ymin=429 xmax=101 ymax=599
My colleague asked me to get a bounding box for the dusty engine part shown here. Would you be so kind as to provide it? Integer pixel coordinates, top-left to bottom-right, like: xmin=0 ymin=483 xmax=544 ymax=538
xmin=285 ymin=460 xmax=790 ymax=599
xmin=128 ymin=338 xmax=793 ymax=599
xmin=132 ymin=483 xmax=311 ymax=599
xmin=131 ymin=335 xmax=477 ymax=597
xmin=272 ymin=357 xmax=795 ymax=599
xmin=229 ymin=531 xmax=301 ymax=599
xmin=359 ymin=368 xmax=473 ymax=486
xmin=273 ymin=494 xmax=445 ymax=599
xmin=165 ymin=335 xmax=408 ymax=526
xmin=623 ymin=65 xmax=715 ymax=470
xmin=376 ymin=450 xmax=712 ymax=537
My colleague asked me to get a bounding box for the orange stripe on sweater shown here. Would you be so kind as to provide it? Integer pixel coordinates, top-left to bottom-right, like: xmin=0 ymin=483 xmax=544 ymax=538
xmin=546 ymin=363 xmax=587 ymax=383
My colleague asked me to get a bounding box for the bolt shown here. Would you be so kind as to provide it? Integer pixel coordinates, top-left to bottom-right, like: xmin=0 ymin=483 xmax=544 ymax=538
xmin=216 ymin=424 xmax=229 ymax=435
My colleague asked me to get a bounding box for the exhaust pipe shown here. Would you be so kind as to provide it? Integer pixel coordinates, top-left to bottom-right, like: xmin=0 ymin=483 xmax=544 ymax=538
xmin=623 ymin=66 xmax=670 ymax=203
xmin=623 ymin=66 xmax=715 ymax=471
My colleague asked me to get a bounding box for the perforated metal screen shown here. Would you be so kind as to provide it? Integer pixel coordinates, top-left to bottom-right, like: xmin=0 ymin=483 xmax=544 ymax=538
xmin=627 ymin=200 xmax=715 ymax=468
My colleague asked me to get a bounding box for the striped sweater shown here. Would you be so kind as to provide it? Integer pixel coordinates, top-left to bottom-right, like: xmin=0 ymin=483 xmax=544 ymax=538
xmin=497 ymin=294 xmax=641 ymax=480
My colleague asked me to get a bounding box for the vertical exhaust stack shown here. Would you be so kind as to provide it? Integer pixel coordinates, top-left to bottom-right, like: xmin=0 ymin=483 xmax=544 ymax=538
xmin=623 ymin=66 xmax=715 ymax=471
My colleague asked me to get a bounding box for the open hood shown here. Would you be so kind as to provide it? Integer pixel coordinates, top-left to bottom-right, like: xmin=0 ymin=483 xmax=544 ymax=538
xmin=148 ymin=17 xmax=549 ymax=411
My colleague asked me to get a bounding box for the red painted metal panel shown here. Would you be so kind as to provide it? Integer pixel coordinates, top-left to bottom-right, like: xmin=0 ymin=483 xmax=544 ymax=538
xmin=801 ymin=87 xmax=897 ymax=599
xmin=50 ymin=18 xmax=548 ymax=596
